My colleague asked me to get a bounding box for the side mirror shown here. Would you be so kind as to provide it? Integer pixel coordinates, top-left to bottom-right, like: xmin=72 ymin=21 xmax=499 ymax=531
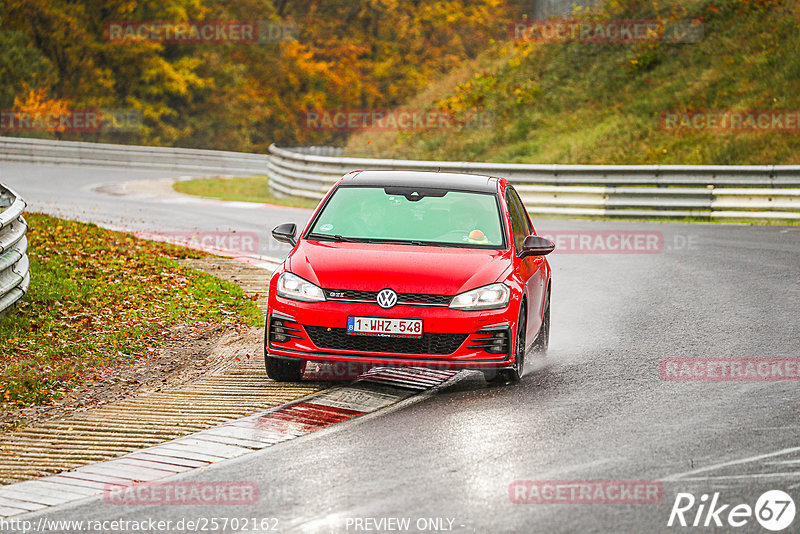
xmin=272 ymin=223 xmax=297 ymax=246
xmin=520 ymin=235 xmax=555 ymax=257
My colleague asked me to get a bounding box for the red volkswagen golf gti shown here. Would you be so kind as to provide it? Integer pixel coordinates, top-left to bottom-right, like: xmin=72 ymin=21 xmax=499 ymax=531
xmin=265 ymin=170 xmax=554 ymax=383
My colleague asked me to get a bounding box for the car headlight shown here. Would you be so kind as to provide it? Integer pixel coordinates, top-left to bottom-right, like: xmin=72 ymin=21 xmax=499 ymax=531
xmin=449 ymin=283 xmax=510 ymax=310
xmin=276 ymin=272 xmax=326 ymax=302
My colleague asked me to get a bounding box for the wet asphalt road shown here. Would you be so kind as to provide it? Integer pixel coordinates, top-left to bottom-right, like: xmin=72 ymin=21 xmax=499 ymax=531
xmin=0 ymin=160 xmax=304 ymax=257
xmin=2 ymin=161 xmax=800 ymax=533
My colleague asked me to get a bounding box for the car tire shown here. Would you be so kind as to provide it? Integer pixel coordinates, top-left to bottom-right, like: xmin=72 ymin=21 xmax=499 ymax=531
xmin=506 ymin=306 xmax=526 ymax=381
xmin=485 ymin=306 xmax=526 ymax=383
xmin=265 ymin=354 xmax=305 ymax=382
xmin=531 ymin=291 xmax=550 ymax=354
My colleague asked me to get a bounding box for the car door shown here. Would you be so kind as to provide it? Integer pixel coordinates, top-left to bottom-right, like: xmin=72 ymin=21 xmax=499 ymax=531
xmin=505 ymin=186 xmax=546 ymax=344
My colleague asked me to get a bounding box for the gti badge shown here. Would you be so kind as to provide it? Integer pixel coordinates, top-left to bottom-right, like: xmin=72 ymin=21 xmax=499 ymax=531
xmin=376 ymin=289 xmax=398 ymax=309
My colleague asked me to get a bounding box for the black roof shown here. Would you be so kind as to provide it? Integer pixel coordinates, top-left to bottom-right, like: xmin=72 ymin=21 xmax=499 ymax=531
xmin=340 ymin=170 xmax=498 ymax=193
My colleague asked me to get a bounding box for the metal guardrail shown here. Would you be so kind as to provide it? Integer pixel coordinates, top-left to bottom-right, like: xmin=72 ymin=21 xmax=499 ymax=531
xmin=531 ymin=0 xmax=601 ymax=19
xmin=0 ymin=136 xmax=271 ymax=175
xmin=3 ymin=137 xmax=798 ymax=220
xmin=0 ymin=184 xmax=30 ymax=318
xmin=266 ymin=145 xmax=800 ymax=220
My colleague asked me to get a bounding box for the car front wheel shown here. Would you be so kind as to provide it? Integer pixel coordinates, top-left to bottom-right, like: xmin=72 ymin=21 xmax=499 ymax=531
xmin=485 ymin=306 xmax=526 ymax=383
xmin=531 ymin=291 xmax=550 ymax=354
xmin=505 ymin=307 xmax=526 ymax=381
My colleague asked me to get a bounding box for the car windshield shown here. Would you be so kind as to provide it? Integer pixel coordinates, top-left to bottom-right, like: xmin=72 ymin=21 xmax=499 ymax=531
xmin=306 ymin=186 xmax=504 ymax=248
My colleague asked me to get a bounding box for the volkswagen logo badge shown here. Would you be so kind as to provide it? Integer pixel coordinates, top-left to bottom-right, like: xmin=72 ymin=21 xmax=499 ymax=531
xmin=376 ymin=288 xmax=398 ymax=309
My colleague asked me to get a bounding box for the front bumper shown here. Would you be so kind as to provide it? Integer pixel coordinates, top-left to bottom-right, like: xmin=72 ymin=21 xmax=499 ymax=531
xmin=266 ymin=297 xmax=516 ymax=369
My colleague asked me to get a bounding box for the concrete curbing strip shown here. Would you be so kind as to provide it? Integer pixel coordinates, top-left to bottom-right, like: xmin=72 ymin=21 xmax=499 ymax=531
xmin=0 ymin=369 xmax=461 ymax=518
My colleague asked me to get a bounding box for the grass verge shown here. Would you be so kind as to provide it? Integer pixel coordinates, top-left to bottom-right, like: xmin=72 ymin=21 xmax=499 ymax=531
xmin=0 ymin=213 xmax=263 ymax=421
xmin=173 ymin=176 xmax=319 ymax=209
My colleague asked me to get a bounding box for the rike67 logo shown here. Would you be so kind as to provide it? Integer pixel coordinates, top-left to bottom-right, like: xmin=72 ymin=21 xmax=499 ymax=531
xmin=668 ymin=490 xmax=796 ymax=531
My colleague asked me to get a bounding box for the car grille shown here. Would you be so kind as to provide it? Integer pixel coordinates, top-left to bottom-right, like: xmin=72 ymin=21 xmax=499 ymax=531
xmin=324 ymin=289 xmax=452 ymax=306
xmin=305 ymin=326 xmax=467 ymax=355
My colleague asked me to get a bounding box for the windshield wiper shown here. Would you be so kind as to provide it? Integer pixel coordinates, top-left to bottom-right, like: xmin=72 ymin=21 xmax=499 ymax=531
xmin=357 ymin=238 xmax=443 ymax=247
xmin=308 ymin=234 xmax=452 ymax=247
xmin=307 ymin=233 xmax=360 ymax=242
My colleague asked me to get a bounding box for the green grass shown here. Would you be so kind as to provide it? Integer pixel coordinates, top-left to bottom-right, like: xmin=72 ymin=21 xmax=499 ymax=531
xmin=174 ymin=176 xmax=320 ymax=209
xmin=0 ymin=213 xmax=263 ymax=414
xmin=344 ymin=0 xmax=800 ymax=166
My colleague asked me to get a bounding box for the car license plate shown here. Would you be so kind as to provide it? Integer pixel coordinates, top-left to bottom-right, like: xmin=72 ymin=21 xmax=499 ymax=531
xmin=347 ymin=316 xmax=423 ymax=338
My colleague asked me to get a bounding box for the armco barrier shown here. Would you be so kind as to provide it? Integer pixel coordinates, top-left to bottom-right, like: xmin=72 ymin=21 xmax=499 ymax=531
xmin=0 ymin=184 xmax=30 ymax=318
xmin=266 ymin=145 xmax=800 ymax=220
xmin=2 ymin=137 xmax=798 ymax=220
xmin=0 ymin=136 xmax=272 ymax=175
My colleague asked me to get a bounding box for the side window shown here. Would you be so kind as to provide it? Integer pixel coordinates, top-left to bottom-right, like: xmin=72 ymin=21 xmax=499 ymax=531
xmin=505 ymin=187 xmax=528 ymax=253
xmin=509 ymin=187 xmax=532 ymax=236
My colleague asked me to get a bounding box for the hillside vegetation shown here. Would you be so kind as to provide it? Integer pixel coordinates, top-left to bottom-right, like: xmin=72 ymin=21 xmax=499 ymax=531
xmin=345 ymin=0 xmax=800 ymax=165
xmin=0 ymin=0 xmax=513 ymax=151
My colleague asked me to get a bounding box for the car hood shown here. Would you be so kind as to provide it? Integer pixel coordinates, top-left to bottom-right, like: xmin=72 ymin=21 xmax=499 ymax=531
xmin=287 ymin=240 xmax=511 ymax=295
